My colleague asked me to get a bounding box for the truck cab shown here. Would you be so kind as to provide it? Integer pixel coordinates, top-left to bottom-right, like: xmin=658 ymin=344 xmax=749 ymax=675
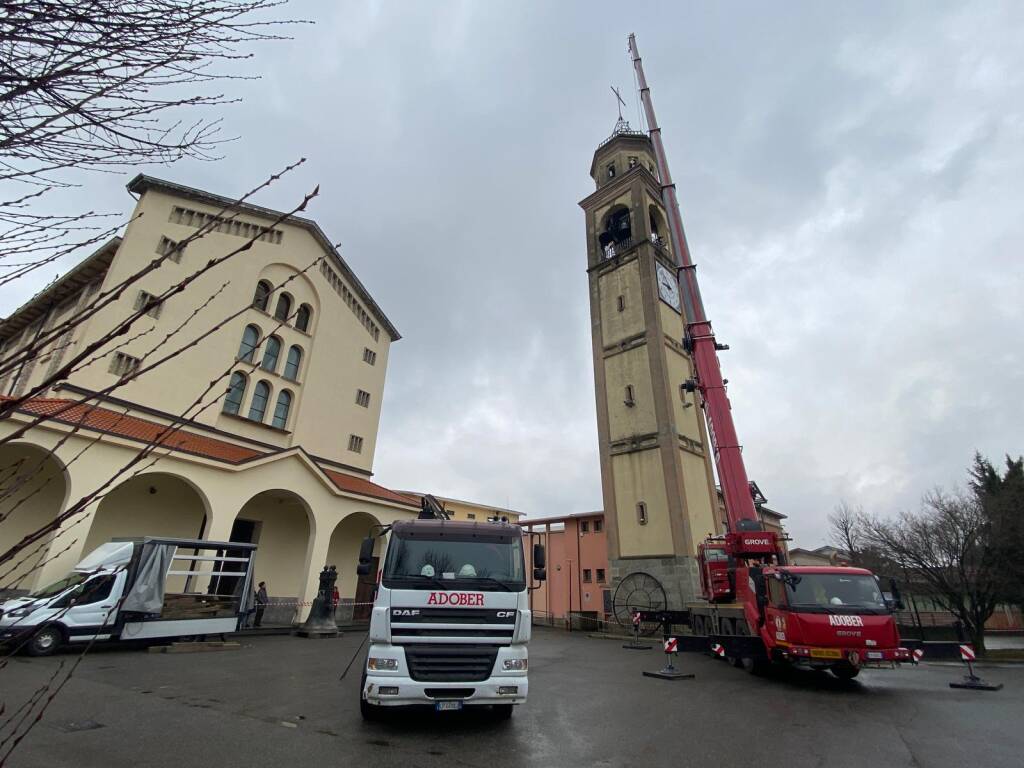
xmin=359 ymin=517 xmax=541 ymax=719
xmin=756 ymin=566 xmax=909 ymax=677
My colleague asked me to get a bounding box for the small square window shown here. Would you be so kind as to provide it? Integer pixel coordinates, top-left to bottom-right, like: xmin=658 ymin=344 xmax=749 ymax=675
xmin=356 ymin=389 xmax=371 ymax=407
xmin=594 ymin=520 xmax=603 ymax=533
xmin=134 ymin=290 xmax=162 ymax=319
xmin=362 ymin=348 xmax=377 ymax=365
xmin=583 ymin=569 xmax=592 ymax=583
xmin=597 ymin=569 xmax=606 ymax=583
xmin=581 ymin=521 xmax=589 ymax=533
xmin=467 ymin=513 xmax=476 ymax=520
xmin=157 ymin=236 xmax=184 ymax=263
xmin=108 ymin=352 xmax=141 ymax=378
xmin=348 ymin=434 xmax=364 ymax=453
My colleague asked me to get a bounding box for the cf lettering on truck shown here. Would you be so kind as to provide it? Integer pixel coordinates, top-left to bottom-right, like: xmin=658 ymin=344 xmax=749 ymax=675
xmin=357 ymin=494 xmax=545 ymax=720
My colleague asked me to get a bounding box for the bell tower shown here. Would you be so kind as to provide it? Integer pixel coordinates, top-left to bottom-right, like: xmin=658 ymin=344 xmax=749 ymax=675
xmin=580 ymin=118 xmax=720 ymax=607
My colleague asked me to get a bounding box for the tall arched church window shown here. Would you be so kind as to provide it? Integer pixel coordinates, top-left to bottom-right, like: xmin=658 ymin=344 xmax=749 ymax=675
xmin=284 ymin=345 xmax=302 ymax=381
xmin=223 ymin=372 xmax=247 ymax=415
xmin=253 ymin=280 xmax=271 ymax=311
xmin=296 ymin=304 xmax=312 ymax=333
xmin=274 ymin=293 xmax=292 ymax=322
xmin=248 ymin=380 xmax=271 ymax=422
xmin=272 ymin=390 xmax=292 ymax=429
xmin=238 ymin=324 xmax=260 ymax=362
xmin=261 ymin=335 xmax=281 ymax=372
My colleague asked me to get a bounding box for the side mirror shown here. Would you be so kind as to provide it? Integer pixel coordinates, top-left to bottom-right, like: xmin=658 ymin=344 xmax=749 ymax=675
xmin=888 ymin=577 xmax=905 ymax=610
xmin=751 ymin=569 xmax=767 ymax=618
xmin=533 ymin=567 xmax=546 ymax=583
xmin=533 ymin=543 xmax=546 ymax=570
xmin=356 ymin=536 xmax=374 ymax=576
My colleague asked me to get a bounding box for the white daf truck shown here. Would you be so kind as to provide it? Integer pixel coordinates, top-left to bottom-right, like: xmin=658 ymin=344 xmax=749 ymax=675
xmin=357 ymin=498 xmax=545 ymax=719
xmin=0 ymin=536 xmax=256 ymax=656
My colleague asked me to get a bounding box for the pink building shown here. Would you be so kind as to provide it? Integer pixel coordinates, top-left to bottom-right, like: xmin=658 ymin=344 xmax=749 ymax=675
xmin=522 ymin=512 xmax=609 ymax=627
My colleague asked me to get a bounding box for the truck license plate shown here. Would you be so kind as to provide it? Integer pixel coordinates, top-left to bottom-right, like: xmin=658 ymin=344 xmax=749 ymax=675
xmin=810 ymin=648 xmax=842 ymax=659
xmin=435 ymin=700 xmax=463 ymax=712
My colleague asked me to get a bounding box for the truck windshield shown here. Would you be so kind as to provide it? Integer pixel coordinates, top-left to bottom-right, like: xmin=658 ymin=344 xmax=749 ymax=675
xmin=28 ymin=572 xmax=91 ymax=599
xmin=383 ymin=534 xmax=525 ymax=591
xmin=784 ymin=573 xmax=888 ymax=612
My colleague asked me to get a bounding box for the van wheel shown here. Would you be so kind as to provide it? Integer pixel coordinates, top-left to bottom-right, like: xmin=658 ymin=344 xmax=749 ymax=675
xmin=27 ymin=625 xmax=63 ymax=657
xmin=359 ymin=669 xmax=381 ymax=721
xmin=494 ymin=704 xmax=513 ymax=720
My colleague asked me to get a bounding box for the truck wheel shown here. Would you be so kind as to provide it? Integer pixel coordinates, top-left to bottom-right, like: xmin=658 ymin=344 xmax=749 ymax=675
xmin=831 ymin=662 xmax=860 ymax=680
xmin=493 ymin=704 xmax=513 ymax=720
xmin=742 ymin=657 xmax=770 ymax=675
xmin=27 ymin=625 xmax=63 ymax=657
xmin=731 ymin=621 xmax=750 ymax=668
xmin=359 ymin=668 xmax=381 ymax=721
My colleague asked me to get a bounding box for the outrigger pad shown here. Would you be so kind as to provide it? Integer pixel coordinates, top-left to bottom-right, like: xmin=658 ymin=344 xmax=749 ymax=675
xmin=950 ymin=676 xmax=1003 ymax=691
xmin=643 ymin=668 xmax=695 ymax=680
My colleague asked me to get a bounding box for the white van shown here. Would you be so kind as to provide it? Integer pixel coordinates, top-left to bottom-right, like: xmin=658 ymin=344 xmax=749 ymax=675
xmin=0 ymin=537 xmax=256 ymax=656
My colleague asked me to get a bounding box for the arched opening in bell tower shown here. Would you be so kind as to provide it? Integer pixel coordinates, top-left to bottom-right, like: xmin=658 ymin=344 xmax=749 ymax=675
xmin=598 ymin=205 xmax=632 ymax=258
xmin=648 ymin=205 xmax=669 ymax=250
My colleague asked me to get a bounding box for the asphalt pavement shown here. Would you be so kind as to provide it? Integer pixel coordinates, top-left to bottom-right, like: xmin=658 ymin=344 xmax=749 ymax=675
xmin=2 ymin=627 xmax=1021 ymax=768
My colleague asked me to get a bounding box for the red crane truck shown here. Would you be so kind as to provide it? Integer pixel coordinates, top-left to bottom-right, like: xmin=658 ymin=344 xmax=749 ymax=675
xmin=627 ymin=34 xmax=912 ymax=679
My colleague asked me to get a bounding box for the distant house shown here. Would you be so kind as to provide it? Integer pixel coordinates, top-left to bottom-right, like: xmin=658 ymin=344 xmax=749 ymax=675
xmin=788 ymin=545 xmax=852 ymax=566
xmin=396 ymin=492 xmax=525 ymax=524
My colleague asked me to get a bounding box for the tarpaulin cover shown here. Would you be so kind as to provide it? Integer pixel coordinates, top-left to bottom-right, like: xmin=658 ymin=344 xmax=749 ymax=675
xmin=121 ymin=543 xmax=176 ymax=613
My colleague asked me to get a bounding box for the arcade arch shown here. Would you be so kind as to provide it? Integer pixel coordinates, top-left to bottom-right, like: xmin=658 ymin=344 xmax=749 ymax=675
xmin=0 ymin=442 xmax=70 ymax=592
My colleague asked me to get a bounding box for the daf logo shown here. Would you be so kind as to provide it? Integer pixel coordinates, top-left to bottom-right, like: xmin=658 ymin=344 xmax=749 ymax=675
xmin=496 ymin=611 xmax=516 ymax=618
xmin=392 ymin=609 xmax=420 ymax=617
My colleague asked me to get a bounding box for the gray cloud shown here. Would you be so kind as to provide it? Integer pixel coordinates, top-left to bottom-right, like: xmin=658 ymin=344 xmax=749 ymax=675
xmin=4 ymin=1 xmax=1021 ymax=548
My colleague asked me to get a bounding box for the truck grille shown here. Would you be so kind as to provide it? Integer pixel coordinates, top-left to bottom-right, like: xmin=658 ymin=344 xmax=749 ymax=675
xmin=404 ymin=645 xmax=499 ymax=682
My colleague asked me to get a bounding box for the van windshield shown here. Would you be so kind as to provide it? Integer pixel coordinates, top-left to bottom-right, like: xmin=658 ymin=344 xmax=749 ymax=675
xmin=383 ymin=533 xmax=525 ymax=591
xmin=29 ymin=572 xmax=90 ymax=599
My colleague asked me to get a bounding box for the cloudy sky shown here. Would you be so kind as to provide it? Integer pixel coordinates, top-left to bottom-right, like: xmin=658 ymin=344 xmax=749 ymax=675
xmin=4 ymin=1 xmax=1022 ymax=547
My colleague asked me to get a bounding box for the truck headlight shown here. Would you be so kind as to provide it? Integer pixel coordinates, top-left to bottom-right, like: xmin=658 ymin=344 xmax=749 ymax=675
xmin=5 ymin=608 xmax=32 ymax=618
xmin=502 ymin=658 xmax=528 ymax=671
xmin=367 ymin=657 xmax=399 ymax=671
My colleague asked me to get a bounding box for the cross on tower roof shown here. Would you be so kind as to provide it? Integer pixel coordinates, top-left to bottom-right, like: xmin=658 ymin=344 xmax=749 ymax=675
xmin=609 ymin=85 xmax=633 ymax=136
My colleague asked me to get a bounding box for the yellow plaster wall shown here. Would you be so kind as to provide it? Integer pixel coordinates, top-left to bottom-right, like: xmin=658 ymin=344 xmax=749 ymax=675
xmin=611 ymin=449 xmax=674 ymax=557
xmin=604 ymin=345 xmax=657 ymax=441
xmin=53 ymin=188 xmax=391 ymax=469
xmin=599 ymin=261 xmax=645 ymax=346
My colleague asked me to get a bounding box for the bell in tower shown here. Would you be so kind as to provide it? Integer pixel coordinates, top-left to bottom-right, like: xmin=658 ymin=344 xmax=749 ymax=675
xmin=579 ymin=113 xmax=720 ymax=612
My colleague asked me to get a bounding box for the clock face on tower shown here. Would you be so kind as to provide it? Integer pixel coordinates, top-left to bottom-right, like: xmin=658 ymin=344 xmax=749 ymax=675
xmin=656 ymin=262 xmax=682 ymax=312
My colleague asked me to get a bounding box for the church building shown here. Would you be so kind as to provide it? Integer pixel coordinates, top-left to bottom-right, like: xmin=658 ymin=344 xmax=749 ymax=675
xmin=0 ymin=176 xmax=422 ymax=622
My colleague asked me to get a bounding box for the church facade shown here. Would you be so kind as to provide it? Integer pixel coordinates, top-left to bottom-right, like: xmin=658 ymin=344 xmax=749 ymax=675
xmin=0 ymin=176 xmax=421 ymax=622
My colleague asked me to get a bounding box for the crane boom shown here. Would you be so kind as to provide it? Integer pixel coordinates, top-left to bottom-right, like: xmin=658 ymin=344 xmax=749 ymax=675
xmin=627 ymin=33 xmax=760 ymax=534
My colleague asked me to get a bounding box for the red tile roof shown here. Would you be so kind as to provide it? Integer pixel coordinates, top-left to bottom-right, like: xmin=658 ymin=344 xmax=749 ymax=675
xmin=320 ymin=467 xmax=419 ymax=507
xmin=2 ymin=396 xmax=417 ymax=507
xmin=6 ymin=396 xmax=263 ymax=463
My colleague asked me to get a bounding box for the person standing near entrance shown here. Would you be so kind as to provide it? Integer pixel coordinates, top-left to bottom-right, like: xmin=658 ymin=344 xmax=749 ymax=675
xmin=254 ymin=581 xmax=268 ymax=627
